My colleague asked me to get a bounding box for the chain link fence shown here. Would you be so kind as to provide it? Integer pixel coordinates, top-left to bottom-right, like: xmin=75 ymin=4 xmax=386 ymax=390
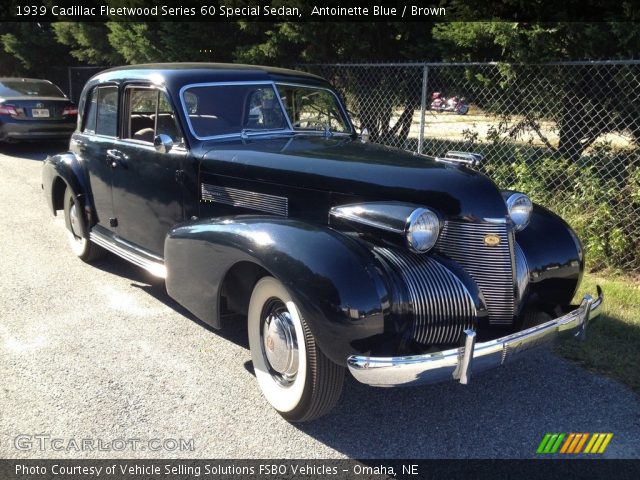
xmin=303 ymin=62 xmax=640 ymax=274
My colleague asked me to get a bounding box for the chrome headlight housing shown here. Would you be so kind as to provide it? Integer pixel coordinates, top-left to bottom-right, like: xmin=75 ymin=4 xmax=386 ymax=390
xmin=504 ymin=192 xmax=533 ymax=231
xmin=405 ymin=208 xmax=441 ymax=253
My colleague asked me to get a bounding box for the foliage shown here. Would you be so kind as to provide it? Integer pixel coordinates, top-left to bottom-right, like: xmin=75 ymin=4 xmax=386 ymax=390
xmin=53 ymin=23 xmax=124 ymax=65
xmin=432 ymin=24 xmax=640 ymax=161
xmin=0 ymin=23 xmax=75 ymax=74
xmin=482 ymin=145 xmax=640 ymax=271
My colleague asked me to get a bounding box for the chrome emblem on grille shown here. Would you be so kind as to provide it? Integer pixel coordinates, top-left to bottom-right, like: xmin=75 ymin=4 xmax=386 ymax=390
xmin=36 ymin=103 xmax=44 ymax=108
xmin=484 ymin=234 xmax=501 ymax=246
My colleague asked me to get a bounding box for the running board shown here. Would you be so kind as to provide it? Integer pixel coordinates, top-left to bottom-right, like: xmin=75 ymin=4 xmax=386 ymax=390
xmin=89 ymin=229 xmax=167 ymax=279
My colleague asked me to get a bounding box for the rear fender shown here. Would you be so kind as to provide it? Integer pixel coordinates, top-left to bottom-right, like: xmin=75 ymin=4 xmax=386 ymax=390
xmin=42 ymin=152 xmax=93 ymax=233
xmin=165 ymin=216 xmax=390 ymax=366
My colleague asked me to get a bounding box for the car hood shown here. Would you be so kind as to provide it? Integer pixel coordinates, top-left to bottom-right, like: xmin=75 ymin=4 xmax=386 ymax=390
xmin=200 ymin=135 xmax=508 ymax=220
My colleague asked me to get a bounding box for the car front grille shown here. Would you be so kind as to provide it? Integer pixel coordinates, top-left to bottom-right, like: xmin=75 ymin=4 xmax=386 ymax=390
xmin=374 ymin=247 xmax=476 ymax=345
xmin=436 ymin=221 xmax=515 ymax=325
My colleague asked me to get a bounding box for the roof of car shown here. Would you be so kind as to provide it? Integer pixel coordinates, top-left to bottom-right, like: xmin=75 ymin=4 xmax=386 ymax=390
xmin=90 ymin=63 xmax=328 ymax=88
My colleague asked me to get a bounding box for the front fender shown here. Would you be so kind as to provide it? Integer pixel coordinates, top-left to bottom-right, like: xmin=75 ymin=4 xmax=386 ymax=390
xmin=165 ymin=216 xmax=390 ymax=366
xmin=516 ymin=204 xmax=584 ymax=308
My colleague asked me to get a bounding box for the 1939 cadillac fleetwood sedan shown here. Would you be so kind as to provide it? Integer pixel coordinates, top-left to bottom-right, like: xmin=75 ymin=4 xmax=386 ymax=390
xmin=43 ymin=64 xmax=603 ymax=422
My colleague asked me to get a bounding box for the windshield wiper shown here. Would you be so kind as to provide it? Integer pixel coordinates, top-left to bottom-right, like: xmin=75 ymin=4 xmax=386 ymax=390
xmin=240 ymin=128 xmax=289 ymax=138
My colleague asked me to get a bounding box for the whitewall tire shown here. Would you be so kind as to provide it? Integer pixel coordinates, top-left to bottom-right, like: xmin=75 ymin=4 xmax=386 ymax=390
xmin=248 ymin=276 xmax=344 ymax=422
xmin=63 ymin=188 xmax=103 ymax=262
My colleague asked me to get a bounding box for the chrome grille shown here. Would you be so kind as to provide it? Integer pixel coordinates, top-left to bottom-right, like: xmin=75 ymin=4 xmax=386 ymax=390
xmin=514 ymin=242 xmax=529 ymax=303
xmin=201 ymin=184 xmax=288 ymax=216
xmin=375 ymin=247 xmax=476 ymax=345
xmin=436 ymin=221 xmax=515 ymax=325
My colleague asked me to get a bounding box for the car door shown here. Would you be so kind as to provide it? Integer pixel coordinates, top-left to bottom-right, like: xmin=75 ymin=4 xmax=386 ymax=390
xmin=109 ymin=85 xmax=186 ymax=257
xmin=73 ymin=85 xmax=119 ymax=232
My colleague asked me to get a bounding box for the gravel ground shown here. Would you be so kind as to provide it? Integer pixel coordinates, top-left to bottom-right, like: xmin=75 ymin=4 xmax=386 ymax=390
xmin=0 ymin=143 xmax=639 ymax=459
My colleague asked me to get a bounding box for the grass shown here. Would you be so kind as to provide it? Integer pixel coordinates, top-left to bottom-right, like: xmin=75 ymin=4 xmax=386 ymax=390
xmin=555 ymin=272 xmax=640 ymax=394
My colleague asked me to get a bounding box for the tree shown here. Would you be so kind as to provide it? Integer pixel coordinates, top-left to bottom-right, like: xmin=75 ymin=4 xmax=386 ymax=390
xmin=0 ymin=23 xmax=75 ymax=73
xmin=53 ymin=22 xmax=124 ymax=65
xmin=433 ymin=22 xmax=640 ymax=160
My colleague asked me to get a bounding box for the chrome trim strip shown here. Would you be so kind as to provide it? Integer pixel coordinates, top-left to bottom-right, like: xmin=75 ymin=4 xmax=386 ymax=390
xmin=329 ymin=210 xmax=405 ymax=234
xmin=201 ymin=183 xmax=288 ymax=216
xmin=347 ymin=287 xmax=603 ymax=387
xmin=89 ymin=229 xmax=167 ymax=278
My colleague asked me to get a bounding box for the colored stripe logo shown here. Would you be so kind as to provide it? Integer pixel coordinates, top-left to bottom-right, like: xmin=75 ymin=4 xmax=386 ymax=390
xmin=537 ymin=433 xmax=613 ymax=454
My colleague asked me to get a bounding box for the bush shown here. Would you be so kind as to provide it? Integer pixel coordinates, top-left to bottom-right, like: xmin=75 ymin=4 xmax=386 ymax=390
xmin=482 ymin=146 xmax=640 ymax=272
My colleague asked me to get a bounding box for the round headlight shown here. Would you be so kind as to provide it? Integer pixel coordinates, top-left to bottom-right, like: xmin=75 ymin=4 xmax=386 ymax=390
xmin=505 ymin=192 xmax=533 ymax=231
xmin=406 ymin=208 xmax=440 ymax=253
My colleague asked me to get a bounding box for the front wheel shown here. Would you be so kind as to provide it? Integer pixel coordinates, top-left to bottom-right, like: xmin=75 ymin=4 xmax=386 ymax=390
xmin=248 ymin=276 xmax=344 ymax=422
xmin=63 ymin=188 xmax=103 ymax=262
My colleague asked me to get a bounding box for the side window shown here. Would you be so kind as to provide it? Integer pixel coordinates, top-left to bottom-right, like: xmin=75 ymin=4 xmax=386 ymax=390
xmin=157 ymin=93 xmax=182 ymax=143
xmin=124 ymin=87 xmax=182 ymax=145
xmin=95 ymin=87 xmax=118 ymax=137
xmin=83 ymin=91 xmax=97 ymax=134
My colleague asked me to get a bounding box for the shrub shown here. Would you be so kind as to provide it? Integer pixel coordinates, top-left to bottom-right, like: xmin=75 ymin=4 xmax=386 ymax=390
xmin=482 ymin=146 xmax=640 ymax=272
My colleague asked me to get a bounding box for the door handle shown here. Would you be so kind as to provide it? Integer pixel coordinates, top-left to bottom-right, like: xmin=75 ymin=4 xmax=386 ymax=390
xmin=106 ymin=150 xmax=128 ymax=169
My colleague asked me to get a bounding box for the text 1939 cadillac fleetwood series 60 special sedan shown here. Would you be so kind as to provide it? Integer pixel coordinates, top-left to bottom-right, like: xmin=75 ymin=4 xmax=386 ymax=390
xmin=43 ymin=64 xmax=603 ymax=421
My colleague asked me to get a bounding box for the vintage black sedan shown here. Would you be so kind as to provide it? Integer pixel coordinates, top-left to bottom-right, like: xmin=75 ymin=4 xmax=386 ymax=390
xmin=0 ymin=78 xmax=77 ymax=143
xmin=43 ymin=64 xmax=602 ymax=421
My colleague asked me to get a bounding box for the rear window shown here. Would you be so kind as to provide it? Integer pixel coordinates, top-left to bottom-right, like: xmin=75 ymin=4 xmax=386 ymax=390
xmin=0 ymin=80 xmax=65 ymax=98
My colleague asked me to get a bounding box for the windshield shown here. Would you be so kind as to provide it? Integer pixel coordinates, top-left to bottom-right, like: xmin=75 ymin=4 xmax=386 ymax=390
xmin=276 ymin=84 xmax=351 ymax=133
xmin=0 ymin=79 xmax=65 ymax=98
xmin=181 ymin=82 xmax=351 ymax=139
xmin=181 ymin=84 xmax=288 ymax=138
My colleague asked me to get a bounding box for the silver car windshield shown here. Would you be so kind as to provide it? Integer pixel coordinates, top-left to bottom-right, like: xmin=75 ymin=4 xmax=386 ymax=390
xmin=181 ymin=82 xmax=352 ymax=139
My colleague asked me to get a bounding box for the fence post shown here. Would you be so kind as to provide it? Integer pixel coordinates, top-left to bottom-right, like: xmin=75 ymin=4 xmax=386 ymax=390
xmin=418 ymin=65 xmax=429 ymax=154
xmin=68 ymin=67 xmax=73 ymax=102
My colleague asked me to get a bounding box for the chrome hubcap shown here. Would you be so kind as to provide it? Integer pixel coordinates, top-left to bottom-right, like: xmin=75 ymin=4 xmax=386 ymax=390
xmin=69 ymin=203 xmax=81 ymax=238
xmin=262 ymin=301 xmax=298 ymax=385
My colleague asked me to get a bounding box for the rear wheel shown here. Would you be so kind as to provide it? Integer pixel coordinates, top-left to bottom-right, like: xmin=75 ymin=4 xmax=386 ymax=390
xmin=63 ymin=188 xmax=103 ymax=262
xmin=248 ymin=276 xmax=344 ymax=422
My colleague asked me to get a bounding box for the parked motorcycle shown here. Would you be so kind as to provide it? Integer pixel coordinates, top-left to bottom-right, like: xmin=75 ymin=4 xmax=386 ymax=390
xmin=430 ymin=92 xmax=469 ymax=115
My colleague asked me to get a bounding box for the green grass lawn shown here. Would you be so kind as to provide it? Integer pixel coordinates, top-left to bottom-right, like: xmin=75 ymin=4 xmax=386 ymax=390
xmin=555 ymin=272 xmax=640 ymax=394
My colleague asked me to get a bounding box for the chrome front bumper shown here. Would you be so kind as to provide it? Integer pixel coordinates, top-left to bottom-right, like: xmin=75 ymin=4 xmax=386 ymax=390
xmin=347 ymin=287 xmax=603 ymax=387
